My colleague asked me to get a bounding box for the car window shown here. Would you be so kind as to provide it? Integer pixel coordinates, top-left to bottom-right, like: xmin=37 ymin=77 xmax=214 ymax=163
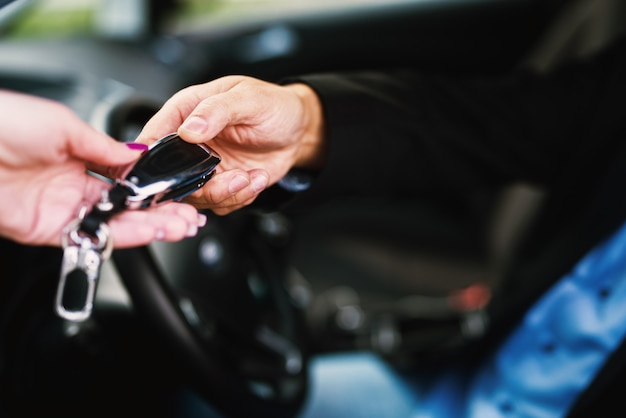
xmin=4 ymin=0 xmax=425 ymax=40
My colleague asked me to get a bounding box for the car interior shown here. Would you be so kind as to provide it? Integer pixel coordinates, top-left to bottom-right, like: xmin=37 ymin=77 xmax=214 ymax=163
xmin=1 ymin=0 xmax=625 ymax=416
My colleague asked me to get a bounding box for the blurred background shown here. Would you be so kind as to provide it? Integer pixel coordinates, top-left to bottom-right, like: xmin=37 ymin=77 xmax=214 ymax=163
xmin=3 ymin=0 xmax=399 ymax=39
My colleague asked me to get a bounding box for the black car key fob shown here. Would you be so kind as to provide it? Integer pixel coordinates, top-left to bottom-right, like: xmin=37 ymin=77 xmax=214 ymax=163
xmin=117 ymin=133 xmax=221 ymax=208
xmin=56 ymin=133 xmax=220 ymax=322
xmin=80 ymin=133 xmax=221 ymax=237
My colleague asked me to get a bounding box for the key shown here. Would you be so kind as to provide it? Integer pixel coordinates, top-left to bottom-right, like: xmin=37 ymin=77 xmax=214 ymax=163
xmin=55 ymin=133 xmax=221 ymax=322
xmin=80 ymin=133 xmax=221 ymax=236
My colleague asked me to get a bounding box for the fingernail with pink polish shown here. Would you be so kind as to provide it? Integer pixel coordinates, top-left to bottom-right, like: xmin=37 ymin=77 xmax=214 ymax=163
xmin=126 ymin=142 xmax=149 ymax=151
xmin=197 ymin=213 xmax=207 ymax=228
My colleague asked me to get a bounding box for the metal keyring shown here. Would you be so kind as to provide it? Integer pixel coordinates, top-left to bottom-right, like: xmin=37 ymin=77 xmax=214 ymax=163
xmin=62 ymin=217 xmax=113 ymax=260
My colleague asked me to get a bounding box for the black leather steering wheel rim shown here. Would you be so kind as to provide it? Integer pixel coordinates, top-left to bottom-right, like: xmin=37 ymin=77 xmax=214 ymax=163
xmin=112 ymin=211 xmax=309 ymax=418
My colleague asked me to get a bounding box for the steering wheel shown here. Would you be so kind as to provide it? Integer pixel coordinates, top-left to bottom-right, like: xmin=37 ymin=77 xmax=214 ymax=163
xmin=112 ymin=210 xmax=309 ymax=418
xmin=106 ymin=101 xmax=310 ymax=418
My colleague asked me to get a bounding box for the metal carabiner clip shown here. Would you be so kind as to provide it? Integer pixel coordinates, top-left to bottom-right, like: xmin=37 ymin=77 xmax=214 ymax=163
xmin=55 ymin=217 xmax=112 ymax=322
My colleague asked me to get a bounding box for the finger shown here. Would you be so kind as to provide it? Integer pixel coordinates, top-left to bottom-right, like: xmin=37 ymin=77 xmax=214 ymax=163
xmin=2 ymin=92 xmax=146 ymax=169
xmin=184 ymin=169 xmax=268 ymax=209
xmin=64 ymin=121 xmax=148 ymax=168
xmin=177 ymin=82 xmax=278 ymax=144
xmin=109 ymin=203 xmax=205 ymax=248
xmin=147 ymin=201 xmax=203 ymax=224
xmin=136 ymin=79 xmax=240 ymax=143
xmin=211 ymin=195 xmax=260 ymax=216
xmin=138 ymin=76 xmax=272 ymax=145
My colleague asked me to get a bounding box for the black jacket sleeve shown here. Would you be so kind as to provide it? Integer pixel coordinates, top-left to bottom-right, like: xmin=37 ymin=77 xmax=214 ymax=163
xmin=281 ymin=36 xmax=626 ymax=213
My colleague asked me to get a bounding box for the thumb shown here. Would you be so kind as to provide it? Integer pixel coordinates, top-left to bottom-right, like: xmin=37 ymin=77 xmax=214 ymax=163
xmin=66 ymin=122 xmax=148 ymax=168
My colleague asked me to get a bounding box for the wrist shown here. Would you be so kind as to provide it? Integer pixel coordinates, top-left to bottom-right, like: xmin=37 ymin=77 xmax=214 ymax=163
xmin=287 ymin=83 xmax=326 ymax=171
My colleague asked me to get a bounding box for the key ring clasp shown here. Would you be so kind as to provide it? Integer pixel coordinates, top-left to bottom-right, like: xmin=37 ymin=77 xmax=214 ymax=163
xmin=55 ymin=217 xmax=112 ymax=322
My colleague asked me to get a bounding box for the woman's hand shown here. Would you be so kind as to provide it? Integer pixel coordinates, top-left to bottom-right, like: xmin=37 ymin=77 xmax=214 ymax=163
xmin=0 ymin=90 xmax=205 ymax=248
